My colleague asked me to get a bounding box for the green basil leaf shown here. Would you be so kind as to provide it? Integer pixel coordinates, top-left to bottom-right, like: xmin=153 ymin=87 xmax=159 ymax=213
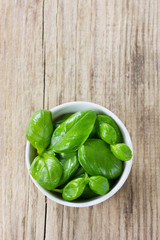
xmin=110 ymin=143 xmax=132 ymax=161
xmin=62 ymin=178 xmax=87 ymax=201
xmin=96 ymin=121 xmax=118 ymax=144
xmin=96 ymin=115 xmax=122 ymax=143
xmin=53 ymin=113 xmax=72 ymax=129
xmin=58 ymin=153 xmax=79 ymax=186
xmin=26 ymin=110 xmax=53 ymax=154
xmin=49 ymin=110 xmax=96 ymax=153
xmin=29 ymin=152 xmax=63 ymax=190
xmin=89 ymin=176 xmax=110 ymax=195
xmin=78 ymin=139 xmax=123 ymax=179
xmin=58 ymin=152 xmax=76 ymax=159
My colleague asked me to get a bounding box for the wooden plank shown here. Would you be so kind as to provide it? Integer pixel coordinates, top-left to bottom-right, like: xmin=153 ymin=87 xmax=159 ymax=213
xmin=0 ymin=0 xmax=160 ymax=239
xmin=0 ymin=0 xmax=46 ymax=239
xmin=43 ymin=0 xmax=160 ymax=240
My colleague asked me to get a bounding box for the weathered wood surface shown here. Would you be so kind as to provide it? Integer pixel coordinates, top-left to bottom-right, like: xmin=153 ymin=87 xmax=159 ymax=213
xmin=0 ymin=0 xmax=160 ymax=239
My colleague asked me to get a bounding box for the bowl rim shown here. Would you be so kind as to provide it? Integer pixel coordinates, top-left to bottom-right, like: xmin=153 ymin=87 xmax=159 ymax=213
xmin=26 ymin=101 xmax=133 ymax=207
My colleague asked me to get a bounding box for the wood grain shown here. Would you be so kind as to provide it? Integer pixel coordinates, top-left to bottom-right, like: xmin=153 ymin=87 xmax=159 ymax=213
xmin=0 ymin=0 xmax=160 ymax=239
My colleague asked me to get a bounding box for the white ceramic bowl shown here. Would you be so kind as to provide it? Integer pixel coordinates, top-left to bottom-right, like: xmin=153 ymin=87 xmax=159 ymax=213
xmin=26 ymin=101 xmax=133 ymax=207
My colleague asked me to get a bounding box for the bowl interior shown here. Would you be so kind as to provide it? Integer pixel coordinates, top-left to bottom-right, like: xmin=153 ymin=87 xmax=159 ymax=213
xmin=26 ymin=101 xmax=133 ymax=207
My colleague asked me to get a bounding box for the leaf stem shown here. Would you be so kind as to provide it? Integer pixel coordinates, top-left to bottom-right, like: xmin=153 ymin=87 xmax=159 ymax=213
xmin=84 ymin=172 xmax=90 ymax=183
xmin=52 ymin=189 xmax=63 ymax=193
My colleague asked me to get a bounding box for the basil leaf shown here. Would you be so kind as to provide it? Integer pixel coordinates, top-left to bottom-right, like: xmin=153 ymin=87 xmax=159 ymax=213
xmin=110 ymin=143 xmax=132 ymax=161
xmin=29 ymin=152 xmax=63 ymax=190
xmin=53 ymin=113 xmax=72 ymax=129
xmin=58 ymin=153 xmax=79 ymax=186
xmin=49 ymin=110 xmax=96 ymax=153
xmin=62 ymin=178 xmax=87 ymax=201
xmin=78 ymin=139 xmax=123 ymax=179
xmin=58 ymin=152 xmax=76 ymax=159
xmin=89 ymin=176 xmax=110 ymax=195
xmin=96 ymin=115 xmax=122 ymax=143
xmin=26 ymin=110 xmax=53 ymax=154
xmin=96 ymin=121 xmax=118 ymax=144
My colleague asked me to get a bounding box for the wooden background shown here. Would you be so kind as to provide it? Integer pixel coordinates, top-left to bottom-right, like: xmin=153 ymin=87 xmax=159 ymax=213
xmin=1 ymin=0 xmax=160 ymax=239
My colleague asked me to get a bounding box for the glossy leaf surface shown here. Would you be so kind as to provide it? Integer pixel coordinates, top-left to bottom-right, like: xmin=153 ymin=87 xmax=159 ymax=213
xmin=53 ymin=113 xmax=72 ymax=129
xmin=110 ymin=143 xmax=132 ymax=161
xmin=96 ymin=121 xmax=118 ymax=144
xmin=26 ymin=110 xmax=53 ymax=154
xmin=95 ymin=115 xmax=122 ymax=144
xmin=58 ymin=152 xmax=76 ymax=159
xmin=50 ymin=110 xmax=96 ymax=153
xmin=89 ymin=176 xmax=110 ymax=195
xmin=78 ymin=139 xmax=123 ymax=179
xmin=58 ymin=153 xmax=79 ymax=186
xmin=62 ymin=178 xmax=87 ymax=201
xmin=30 ymin=152 xmax=63 ymax=190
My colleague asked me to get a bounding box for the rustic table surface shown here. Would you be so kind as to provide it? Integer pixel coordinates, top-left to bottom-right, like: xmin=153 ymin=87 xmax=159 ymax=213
xmin=1 ymin=0 xmax=160 ymax=239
